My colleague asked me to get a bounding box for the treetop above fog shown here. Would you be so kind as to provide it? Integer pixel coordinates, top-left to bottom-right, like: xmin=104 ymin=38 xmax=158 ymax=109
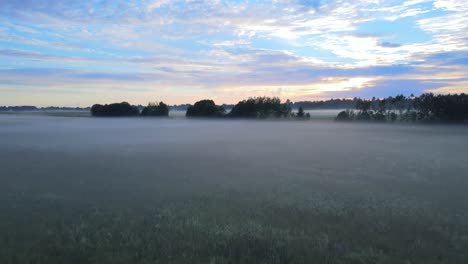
xmin=336 ymin=93 xmax=468 ymax=123
xmin=141 ymin=102 xmax=169 ymax=117
xmin=186 ymin=99 xmax=225 ymax=117
xmin=229 ymin=97 xmax=292 ymax=118
xmin=91 ymin=102 xmax=139 ymax=117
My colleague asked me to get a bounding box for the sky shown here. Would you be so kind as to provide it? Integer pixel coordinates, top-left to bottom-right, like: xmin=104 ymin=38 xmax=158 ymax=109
xmin=0 ymin=0 xmax=467 ymax=106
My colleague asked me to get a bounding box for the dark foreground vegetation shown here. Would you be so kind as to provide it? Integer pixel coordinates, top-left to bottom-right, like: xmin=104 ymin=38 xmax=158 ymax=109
xmin=1 ymin=116 xmax=468 ymax=264
xmin=336 ymin=93 xmax=468 ymax=123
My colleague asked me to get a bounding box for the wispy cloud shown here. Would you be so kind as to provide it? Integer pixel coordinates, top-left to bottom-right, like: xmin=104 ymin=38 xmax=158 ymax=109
xmin=0 ymin=0 xmax=467 ymax=106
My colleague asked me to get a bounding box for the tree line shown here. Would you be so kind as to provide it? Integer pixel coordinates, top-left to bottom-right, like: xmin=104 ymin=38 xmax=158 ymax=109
xmin=89 ymin=93 xmax=468 ymax=122
xmin=336 ymin=93 xmax=468 ymax=122
xmin=184 ymin=97 xmax=310 ymax=119
xmin=91 ymin=102 xmax=169 ymax=117
xmin=166 ymin=99 xmax=355 ymax=111
xmin=91 ymin=97 xmax=310 ymax=119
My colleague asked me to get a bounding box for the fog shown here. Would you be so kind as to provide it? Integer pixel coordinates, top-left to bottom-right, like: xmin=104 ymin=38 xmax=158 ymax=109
xmin=1 ymin=115 xmax=468 ymax=263
xmin=2 ymin=115 xmax=468 ymax=207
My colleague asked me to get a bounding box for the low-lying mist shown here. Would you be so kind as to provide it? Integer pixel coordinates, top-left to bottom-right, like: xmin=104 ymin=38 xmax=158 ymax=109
xmin=1 ymin=115 xmax=468 ymax=263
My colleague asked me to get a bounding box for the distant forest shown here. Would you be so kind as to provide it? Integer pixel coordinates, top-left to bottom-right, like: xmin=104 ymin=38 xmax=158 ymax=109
xmin=91 ymin=97 xmax=311 ymax=119
xmin=0 ymin=97 xmax=413 ymax=112
xmin=3 ymin=93 xmax=468 ymax=122
xmin=90 ymin=93 xmax=468 ymax=123
xmin=336 ymin=93 xmax=468 ymax=122
xmin=0 ymin=98 xmax=388 ymax=112
xmin=0 ymin=106 xmax=90 ymax=111
xmin=168 ymin=100 xmax=354 ymax=111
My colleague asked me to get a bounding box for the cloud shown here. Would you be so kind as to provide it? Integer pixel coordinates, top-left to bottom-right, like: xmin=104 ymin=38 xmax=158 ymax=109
xmin=403 ymin=0 xmax=432 ymax=6
xmin=425 ymin=51 xmax=468 ymax=66
xmin=0 ymin=0 xmax=467 ymax=105
xmin=428 ymin=81 xmax=468 ymax=94
xmin=0 ymin=48 xmax=96 ymax=63
xmin=433 ymin=0 xmax=468 ymax=11
xmin=379 ymin=41 xmax=402 ymax=48
xmin=417 ymin=12 xmax=468 ymax=51
xmin=323 ymin=79 xmax=446 ymax=99
xmin=147 ymin=0 xmax=174 ymax=12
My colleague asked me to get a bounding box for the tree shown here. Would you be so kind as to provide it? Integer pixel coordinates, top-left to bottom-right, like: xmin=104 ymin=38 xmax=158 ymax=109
xmin=393 ymin=94 xmax=406 ymax=116
xmin=336 ymin=110 xmax=354 ymax=121
xmin=378 ymin=99 xmax=387 ymax=113
xmin=295 ymin=105 xmax=310 ymax=119
xmin=141 ymin=102 xmax=169 ymax=117
xmin=90 ymin=102 xmax=139 ymax=117
xmin=229 ymin=97 xmax=291 ymax=118
xmin=91 ymin=104 xmax=104 ymax=116
xmin=355 ymin=99 xmax=371 ymax=112
xmin=335 ymin=93 xmax=468 ymax=123
xmin=186 ymin=100 xmax=225 ymax=117
xmin=297 ymin=105 xmax=305 ymax=118
xmin=291 ymin=98 xmax=355 ymax=110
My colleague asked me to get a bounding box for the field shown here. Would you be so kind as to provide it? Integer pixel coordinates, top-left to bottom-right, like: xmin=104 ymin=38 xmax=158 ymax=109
xmin=1 ymin=115 xmax=468 ymax=264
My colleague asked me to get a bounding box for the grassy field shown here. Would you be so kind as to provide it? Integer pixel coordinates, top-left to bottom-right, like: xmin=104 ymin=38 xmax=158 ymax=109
xmin=1 ymin=115 xmax=468 ymax=263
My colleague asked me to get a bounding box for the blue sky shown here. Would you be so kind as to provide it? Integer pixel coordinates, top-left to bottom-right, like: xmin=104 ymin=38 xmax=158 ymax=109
xmin=0 ymin=0 xmax=467 ymax=106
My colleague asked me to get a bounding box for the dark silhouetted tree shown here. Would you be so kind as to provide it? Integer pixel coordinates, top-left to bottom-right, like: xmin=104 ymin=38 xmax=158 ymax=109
xmin=294 ymin=105 xmax=310 ymax=119
xmin=91 ymin=102 xmax=139 ymax=117
xmin=141 ymin=102 xmax=169 ymax=116
xmin=297 ymin=106 xmax=305 ymax=118
xmin=186 ymin=100 xmax=225 ymax=117
xmin=393 ymin=94 xmax=406 ymax=117
xmin=355 ymin=99 xmax=372 ymax=112
xmin=336 ymin=110 xmax=354 ymax=121
xmin=229 ymin=97 xmax=291 ymax=118
xmin=378 ymin=98 xmax=387 ymax=113
xmin=291 ymin=98 xmax=355 ymax=109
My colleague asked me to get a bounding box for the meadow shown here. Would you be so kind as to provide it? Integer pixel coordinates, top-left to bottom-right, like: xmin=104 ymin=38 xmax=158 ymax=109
xmin=1 ymin=115 xmax=467 ymax=264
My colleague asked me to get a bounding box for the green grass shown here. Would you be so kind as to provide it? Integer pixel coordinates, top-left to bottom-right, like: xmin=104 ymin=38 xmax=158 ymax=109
xmin=2 ymin=183 xmax=466 ymax=264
